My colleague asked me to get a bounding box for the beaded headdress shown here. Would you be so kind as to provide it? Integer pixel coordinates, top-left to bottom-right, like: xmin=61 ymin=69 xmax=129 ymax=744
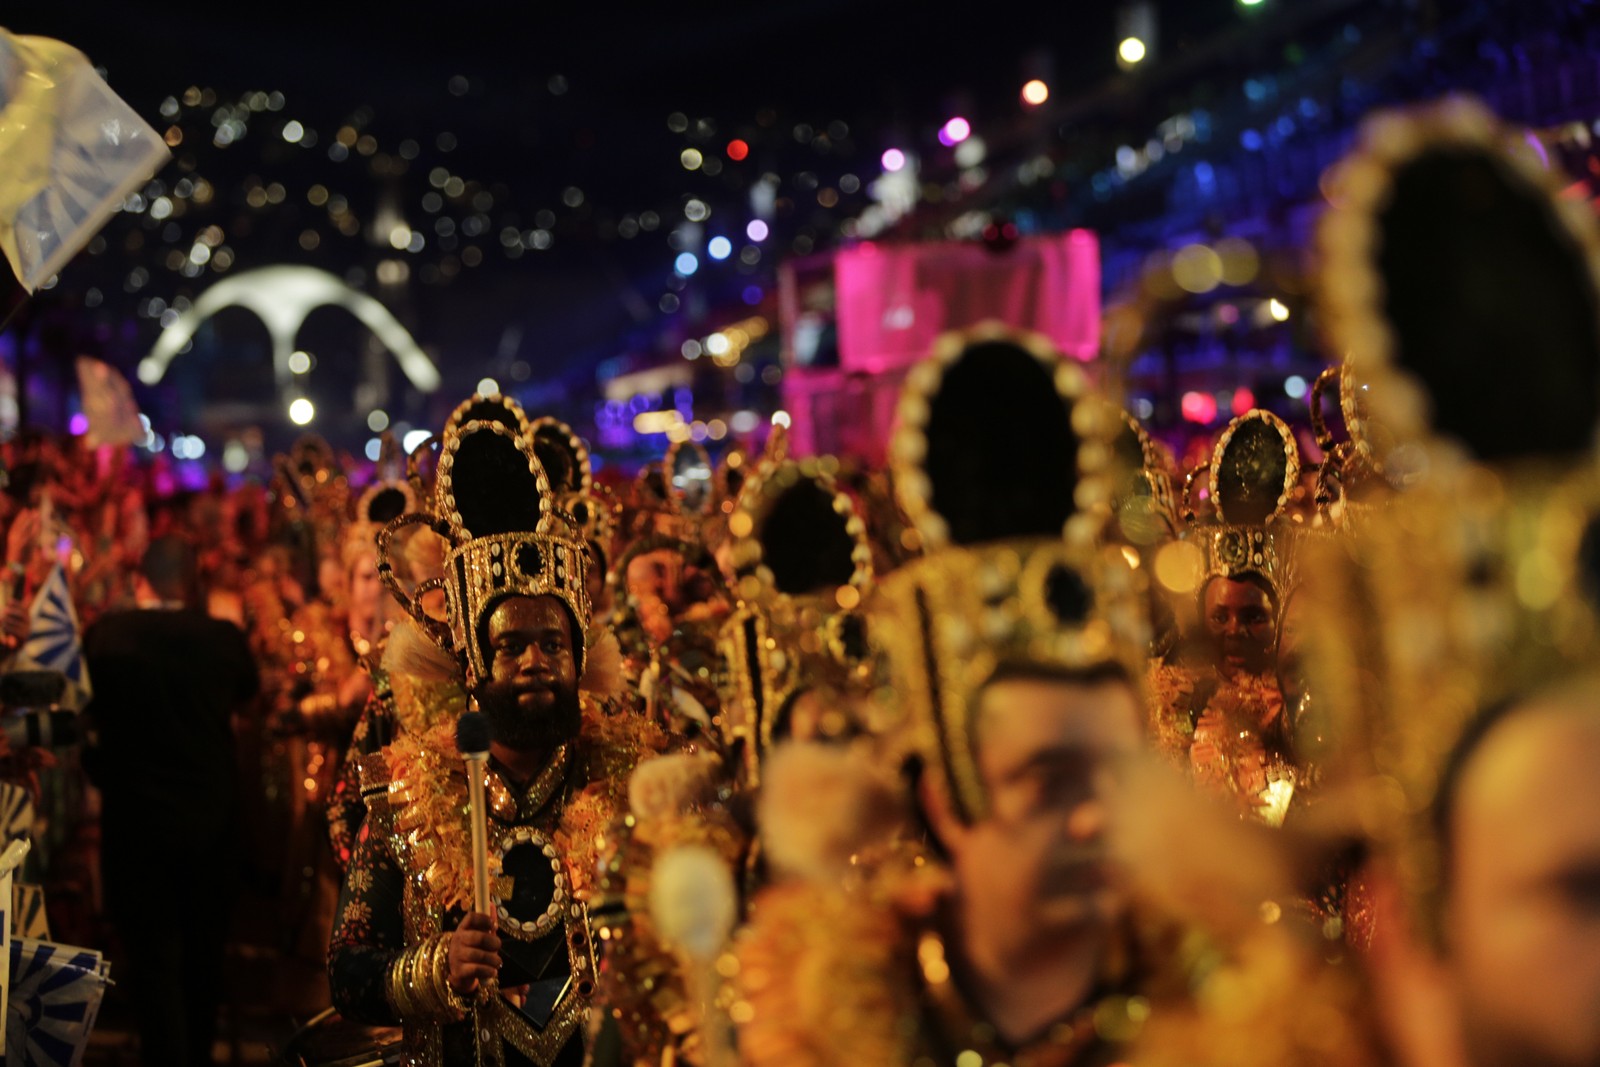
xmin=717 ymin=456 xmax=875 ymax=782
xmin=1181 ymin=408 xmax=1306 ymax=604
xmin=1300 ymin=95 xmax=1600 ymax=926
xmin=871 ymin=323 xmax=1150 ymax=822
xmin=377 ymin=408 xmax=591 ymax=690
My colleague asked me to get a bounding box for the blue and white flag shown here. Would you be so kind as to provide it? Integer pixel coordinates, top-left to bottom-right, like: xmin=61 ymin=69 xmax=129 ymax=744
xmin=15 ymin=566 xmax=89 ymax=711
xmin=5 ymin=937 xmax=111 ymax=1067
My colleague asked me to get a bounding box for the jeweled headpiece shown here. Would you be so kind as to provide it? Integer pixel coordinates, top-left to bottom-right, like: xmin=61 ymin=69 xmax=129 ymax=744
xmin=1182 ymin=408 xmax=1305 ymax=604
xmin=377 ymin=410 xmax=590 ymax=690
xmin=717 ymin=456 xmax=875 ymax=782
xmin=1302 ymin=95 xmax=1600 ymax=927
xmin=1108 ymin=409 xmax=1180 ymax=548
xmin=871 ymin=323 xmax=1149 ymax=822
xmin=529 ymin=415 xmax=594 ymax=496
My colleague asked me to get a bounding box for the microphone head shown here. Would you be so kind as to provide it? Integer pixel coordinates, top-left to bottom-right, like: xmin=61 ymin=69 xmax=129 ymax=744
xmin=455 ymin=710 xmax=492 ymax=757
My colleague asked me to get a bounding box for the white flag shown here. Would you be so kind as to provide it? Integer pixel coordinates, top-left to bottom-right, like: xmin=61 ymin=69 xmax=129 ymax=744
xmin=0 ymin=30 xmax=170 ymax=292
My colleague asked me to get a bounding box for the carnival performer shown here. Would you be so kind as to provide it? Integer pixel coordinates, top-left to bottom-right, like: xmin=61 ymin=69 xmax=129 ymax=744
xmin=734 ymin=326 xmax=1170 ymax=1067
xmin=1146 ymin=409 xmax=1307 ymax=824
xmin=585 ymin=453 xmax=875 ymax=1066
xmin=327 ymin=401 xmax=664 ymax=1067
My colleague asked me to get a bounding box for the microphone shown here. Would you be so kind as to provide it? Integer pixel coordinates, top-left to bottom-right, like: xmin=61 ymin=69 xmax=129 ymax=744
xmin=455 ymin=706 xmax=493 ymax=919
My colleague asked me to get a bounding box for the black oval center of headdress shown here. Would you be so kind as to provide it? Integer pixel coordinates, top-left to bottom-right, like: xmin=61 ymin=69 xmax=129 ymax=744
xmin=924 ymin=341 xmax=1079 ymax=544
xmin=1216 ymin=419 xmax=1289 ymax=526
xmin=534 ymin=426 xmax=581 ymax=493
xmin=760 ymin=479 xmax=857 ymax=595
xmin=365 ymin=485 xmax=410 ymax=525
xmin=451 ymin=430 xmax=543 ymax=536
xmin=1377 ymin=147 xmax=1600 ymax=461
xmin=1044 ymin=563 xmax=1093 ymax=624
xmin=516 ymin=542 xmax=544 ymax=578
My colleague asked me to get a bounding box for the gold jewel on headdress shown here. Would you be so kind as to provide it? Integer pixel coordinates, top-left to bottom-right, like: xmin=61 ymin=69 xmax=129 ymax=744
xmin=1300 ymin=96 xmax=1600 ymax=927
xmin=1181 ymin=409 xmax=1304 ymax=601
xmin=872 ymin=322 xmax=1150 ymax=822
xmin=377 ymin=412 xmax=591 ymax=690
xmin=718 ymin=456 xmax=876 ymax=781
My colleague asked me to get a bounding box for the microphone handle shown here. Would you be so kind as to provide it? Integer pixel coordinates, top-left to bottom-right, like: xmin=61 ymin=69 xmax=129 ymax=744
xmin=465 ymin=754 xmax=492 ymax=917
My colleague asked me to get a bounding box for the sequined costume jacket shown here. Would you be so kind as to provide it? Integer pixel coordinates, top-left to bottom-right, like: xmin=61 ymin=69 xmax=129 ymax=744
xmin=1145 ymin=661 xmax=1297 ymax=825
xmin=736 ymin=880 xmax=1155 ymax=1067
xmin=328 ymin=697 xmax=668 ymax=1067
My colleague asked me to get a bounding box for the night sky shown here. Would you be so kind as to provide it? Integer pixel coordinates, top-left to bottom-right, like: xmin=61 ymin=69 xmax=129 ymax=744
xmin=3 ymin=0 xmax=1299 ymax=454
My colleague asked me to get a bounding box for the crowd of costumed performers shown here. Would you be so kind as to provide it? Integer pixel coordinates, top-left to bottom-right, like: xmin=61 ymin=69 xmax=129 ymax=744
xmin=300 ymin=95 xmax=1600 ymax=1067
xmin=0 ymin=93 xmax=1598 ymax=1067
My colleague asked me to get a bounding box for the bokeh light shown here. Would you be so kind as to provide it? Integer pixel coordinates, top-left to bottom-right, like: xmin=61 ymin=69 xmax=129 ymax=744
xmin=938 ymin=117 xmax=972 ymax=146
xmin=1021 ymin=79 xmax=1050 ymax=106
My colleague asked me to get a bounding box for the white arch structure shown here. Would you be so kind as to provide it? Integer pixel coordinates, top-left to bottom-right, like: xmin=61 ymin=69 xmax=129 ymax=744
xmin=137 ymin=264 xmax=441 ymax=391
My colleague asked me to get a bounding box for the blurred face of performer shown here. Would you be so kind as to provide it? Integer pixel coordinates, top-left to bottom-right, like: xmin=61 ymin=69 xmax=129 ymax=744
xmin=928 ymin=673 xmax=1143 ymax=966
xmin=477 ymin=595 xmax=581 ymax=751
xmin=1203 ymin=577 xmax=1276 ymax=678
xmin=626 ymin=548 xmax=682 ymax=645
xmin=1442 ymin=699 xmax=1600 ymax=1067
xmin=347 ymin=550 xmax=383 ymax=624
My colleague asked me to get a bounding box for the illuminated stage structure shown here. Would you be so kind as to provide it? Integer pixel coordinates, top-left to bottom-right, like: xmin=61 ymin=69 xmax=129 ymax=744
xmin=778 ymin=230 xmax=1101 ymax=462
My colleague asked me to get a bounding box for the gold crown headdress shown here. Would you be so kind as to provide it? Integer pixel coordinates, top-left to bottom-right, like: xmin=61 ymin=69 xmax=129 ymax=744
xmin=271 ymin=433 xmax=351 ymax=533
xmin=717 ymin=456 xmax=875 ymax=782
xmin=663 ymin=439 xmax=715 ymax=517
xmin=1301 ymin=95 xmax=1600 ymax=926
xmin=1179 ymin=409 xmax=1305 ymax=604
xmin=624 ymin=440 xmax=714 ymax=545
xmin=344 ymin=439 xmax=420 ymax=569
xmin=377 ymin=412 xmax=590 ymax=690
xmin=871 ymin=323 xmax=1150 ymax=822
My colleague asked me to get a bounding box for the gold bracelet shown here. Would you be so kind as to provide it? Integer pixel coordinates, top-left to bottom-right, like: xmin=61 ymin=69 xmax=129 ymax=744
xmin=431 ymin=933 xmax=469 ymax=1018
xmin=412 ymin=941 xmax=438 ymax=1015
xmin=386 ymin=952 xmax=418 ymax=1019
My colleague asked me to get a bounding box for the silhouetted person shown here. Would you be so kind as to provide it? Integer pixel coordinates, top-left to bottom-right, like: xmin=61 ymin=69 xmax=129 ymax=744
xmin=83 ymin=535 xmax=259 ymax=1067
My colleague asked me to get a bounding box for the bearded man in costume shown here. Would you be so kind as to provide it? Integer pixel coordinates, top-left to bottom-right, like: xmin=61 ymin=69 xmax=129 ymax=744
xmin=327 ymin=406 xmax=660 ymax=1067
